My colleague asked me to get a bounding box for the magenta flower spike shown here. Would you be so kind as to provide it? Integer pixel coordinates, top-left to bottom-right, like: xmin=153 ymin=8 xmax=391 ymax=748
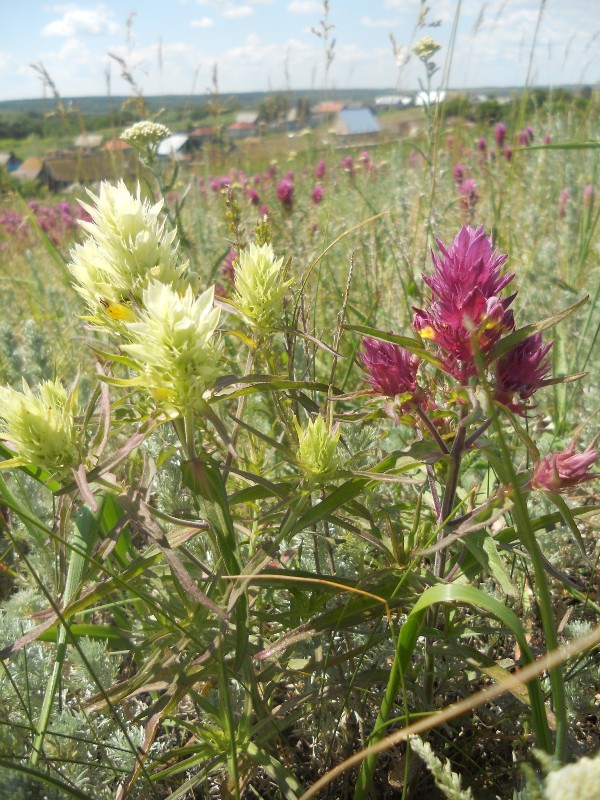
xmin=494 ymin=122 xmax=506 ymax=147
xmin=311 ymin=184 xmax=324 ymax=204
xmin=276 ymin=178 xmax=294 ymax=209
xmin=533 ymin=441 xmax=600 ymax=493
xmin=452 ymin=163 xmax=465 ymax=184
xmin=247 ymin=187 xmax=260 ymax=206
xmin=315 ymin=159 xmax=326 ymax=180
xmin=359 ymin=337 xmax=419 ymax=398
xmin=495 ymin=333 xmax=552 ymax=413
xmin=458 ymin=179 xmax=479 ymax=212
xmin=413 ymin=226 xmax=515 ymax=379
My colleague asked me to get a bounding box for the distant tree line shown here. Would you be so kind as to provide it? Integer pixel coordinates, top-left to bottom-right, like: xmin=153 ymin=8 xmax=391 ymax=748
xmin=442 ymin=86 xmax=595 ymax=124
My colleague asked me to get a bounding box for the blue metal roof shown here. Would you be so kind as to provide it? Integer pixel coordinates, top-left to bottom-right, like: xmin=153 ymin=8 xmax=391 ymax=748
xmin=337 ymin=108 xmax=380 ymax=135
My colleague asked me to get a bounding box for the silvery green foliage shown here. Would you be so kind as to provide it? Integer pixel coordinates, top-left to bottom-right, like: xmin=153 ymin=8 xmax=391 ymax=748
xmin=562 ymin=620 xmax=600 ymax=719
xmin=409 ymin=736 xmax=474 ymax=800
xmin=0 ymin=590 xmax=151 ymax=798
xmin=544 ymin=753 xmax=600 ymax=800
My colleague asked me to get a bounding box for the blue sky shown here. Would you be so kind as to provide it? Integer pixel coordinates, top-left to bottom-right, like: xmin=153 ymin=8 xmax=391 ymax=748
xmin=0 ymin=0 xmax=599 ymax=100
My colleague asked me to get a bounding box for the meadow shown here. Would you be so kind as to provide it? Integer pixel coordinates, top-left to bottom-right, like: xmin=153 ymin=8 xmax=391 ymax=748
xmin=0 ymin=80 xmax=599 ymax=800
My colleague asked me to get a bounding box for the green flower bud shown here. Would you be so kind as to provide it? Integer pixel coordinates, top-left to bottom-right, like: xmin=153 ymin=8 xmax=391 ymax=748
xmin=232 ymin=243 xmax=292 ymax=331
xmin=0 ymin=379 xmax=80 ymax=475
xmin=296 ymin=415 xmax=340 ymax=481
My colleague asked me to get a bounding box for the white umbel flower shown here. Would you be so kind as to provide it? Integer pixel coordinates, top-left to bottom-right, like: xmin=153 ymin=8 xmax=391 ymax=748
xmin=121 ymin=121 xmax=171 ymax=149
xmin=122 ymin=281 xmax=222 ymax=416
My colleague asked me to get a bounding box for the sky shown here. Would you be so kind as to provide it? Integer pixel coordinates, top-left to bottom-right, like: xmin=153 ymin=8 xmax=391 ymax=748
xmin=0 ymin=0 xmax=599 ymax=101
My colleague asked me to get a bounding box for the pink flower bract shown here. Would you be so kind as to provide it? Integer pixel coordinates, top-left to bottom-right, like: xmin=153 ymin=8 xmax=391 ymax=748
xmin=413 ymin=225 xmax=515 ymax=379
xmin=532 ymin=442 xmax=599 ymax=493
xmin=495 ymin=332 xmax=552 ymax=413
xmin=359 ymin=337 xmax=419 ymax=397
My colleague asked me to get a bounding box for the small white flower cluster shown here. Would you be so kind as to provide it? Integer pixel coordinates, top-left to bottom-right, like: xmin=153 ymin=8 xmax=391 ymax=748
xmin=120 ymin=120 xmax=171 ymax=149
xmin=412 ymin=35 xmax=442 ymax=61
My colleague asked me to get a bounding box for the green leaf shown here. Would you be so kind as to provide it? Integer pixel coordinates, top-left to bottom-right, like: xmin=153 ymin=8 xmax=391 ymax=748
xmin=463 ymin=530 xmax=519 ymax=597
xmin=344 ymin=323 xmax=446 ymax=370
xmin=487 ymin=295 xmax=588 ymax=363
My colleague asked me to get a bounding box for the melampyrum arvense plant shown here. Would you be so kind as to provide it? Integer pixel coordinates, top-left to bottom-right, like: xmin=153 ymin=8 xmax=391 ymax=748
xmin=0 ymin=161 xmax=597 ymax=800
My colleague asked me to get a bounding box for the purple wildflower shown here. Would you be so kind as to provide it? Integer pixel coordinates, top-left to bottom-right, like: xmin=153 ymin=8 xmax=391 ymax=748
xmin=311 ymin=184 xmax=324 ymax=204
xmin=453 ymin=164 xmax=465 ymax=184
xmin=495 ymin=333 xmax=552 ymax=414
xmin=494 ymin=123 xmax=506 ymax=148
xmin=221 ymin=249 xmax=237 ymax=286
xmin=458 ymin=179 xmax=479 ymax=213
xmin=477 ymin=137 xmax=487 ymax=153
xmin=532 ymin=442 xmax=599 ymax=493
xmin=413 ymin=225 xmax=515 ymax=379
xmin=503 ymin=146 xmax=513 ymax=162
xmin=558 ymin=188 xmax=571 ymax=218
xmin=342 ymin=155 xmax=354 ymax=176
xmin=359 ymin=338 xmax=419 ymax=398
xmin=315 ymin=159 xmax=326 ymax=180
xmin=359 ymin=150 xmax=373 ymax=171
xmin=543 ymin=133 xmax=552 ymax=145
xmin=276 ymin=178 xmax=294 ymax=209
xmin=247 ymin=187 xmax=260 ymax=206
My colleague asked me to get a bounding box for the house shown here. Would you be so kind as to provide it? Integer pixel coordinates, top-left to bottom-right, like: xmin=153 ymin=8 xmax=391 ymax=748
xmin=313 ymin=101 xmax=346 ymax=116
xmin=0 ymin=151 xmax=22 ymax=172
xmin=13 ymin=152 xmax=137 ymax=191
xmin=101 ymin=138 xmax=133 ymax=152
xmin=227 ymin=121 xmax=259 ymax=139
xmin=74 ymin=133 xmax=103 ymax=149
xmin=375 ymin=95 xmax=413 ymax=109
xmin=415 ymin=90 xmax=447 ymax=107
xmin=43 ymin=151 xmax=138 ymax=190
xmin=235 ymin=112 xmax=259 ymax=126
xmin=157 ymin=134 xmax=191 ymax=161
xmin=333 ymin=108 xmax=381 ymax=137
xmin=12 ymin=156 xmax=44 ymax=181
xmin=188 ymin=127 xmax=218 ymax=150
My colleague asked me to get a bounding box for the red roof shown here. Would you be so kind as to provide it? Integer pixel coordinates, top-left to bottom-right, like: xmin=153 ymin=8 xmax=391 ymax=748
xmin=101 ymin=138 xmax=132 ymax=151
xmin=314 ymin=101 xmax=346 ymax=114
xmin=227 ymin=121 xmax=257 ymax=130
xmin=189 ymin=126 xmax=216 ymax=136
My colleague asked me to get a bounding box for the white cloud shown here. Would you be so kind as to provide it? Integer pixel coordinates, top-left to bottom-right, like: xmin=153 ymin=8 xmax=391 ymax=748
xmin=190 ymin=16 xmax=214 ymax=28
xmin=361 ymin=16 xmax=401 ymax=29
xmin=0 ymin=51 xmax=18 ymax=78
xmin=222 ymin=5 xmax=253 ymax=18
xmin=288 ymin=1 xmax=321 ymax=13
xmin=42 ymin=4 xmax=119 ymax=37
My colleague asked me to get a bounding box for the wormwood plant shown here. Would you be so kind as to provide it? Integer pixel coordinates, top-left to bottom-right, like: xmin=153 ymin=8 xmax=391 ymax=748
xmin=0 ymin=123 xmax=598 ymax=799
